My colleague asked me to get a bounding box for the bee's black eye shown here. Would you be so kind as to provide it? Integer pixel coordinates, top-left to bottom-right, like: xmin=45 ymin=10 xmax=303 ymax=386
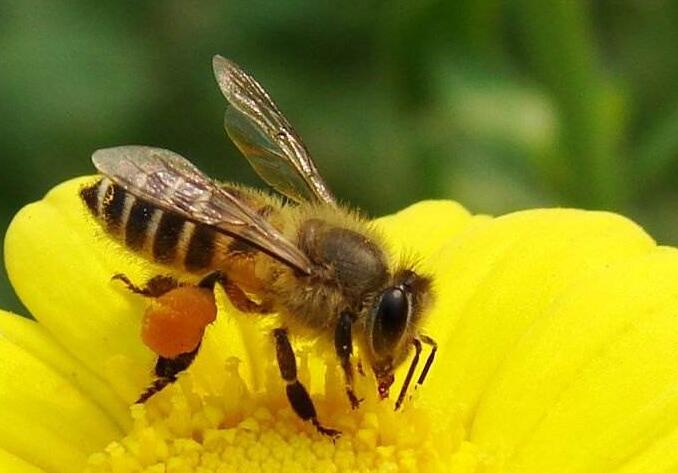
xmin=371 ymin=287 xmax=410 ymax=356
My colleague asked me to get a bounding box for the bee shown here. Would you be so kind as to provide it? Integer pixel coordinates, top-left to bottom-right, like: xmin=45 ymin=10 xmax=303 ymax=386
xmin=80 ymin=55 xmax=437 ymax=437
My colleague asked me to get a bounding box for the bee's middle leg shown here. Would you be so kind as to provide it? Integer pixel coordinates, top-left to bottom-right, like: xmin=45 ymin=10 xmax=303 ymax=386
xmin=112 ymin=273 xmax=180 ymax=297
xmin=273 ymin=328 xmax=340 ymax=438
xmin=335 ymin=311 xmax=362 ymax=409
xmin=199 ymin=270 xmax=272 ymax=314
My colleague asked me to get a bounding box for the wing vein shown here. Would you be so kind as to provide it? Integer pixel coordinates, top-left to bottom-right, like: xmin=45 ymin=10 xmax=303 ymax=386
xmin=213 ymin=55 xmax=336 ymax=205
xmin=92 ymin=145 xmax=313 ymax=275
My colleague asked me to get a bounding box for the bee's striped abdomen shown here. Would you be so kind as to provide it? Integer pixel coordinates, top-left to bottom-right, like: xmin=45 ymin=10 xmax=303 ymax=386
xmin=152 ymin=211 xmax=184 ymax=263
xmin=184 ymin=224 xmax=216 ymax=271
xmin=80 ymin=178 xmax=219 ymax=272
xmin=80 ymin=179 xmax=101 ymax=214
xmin=125 ymin=198 xmax=155 ymax=251
xmin=81 ymin=177 xmax=127 ymax=233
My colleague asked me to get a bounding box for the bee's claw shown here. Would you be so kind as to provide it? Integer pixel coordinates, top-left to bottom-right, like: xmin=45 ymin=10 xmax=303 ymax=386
xmin=313 ymin=419 xmax=341 ymax=440
xmin=111 ymin=272 xmax=133 ymax=286
xmin=347 ymin=389 xmax=363 ymax=410
xmin=136 ymin=376 xmax=174 ymax=403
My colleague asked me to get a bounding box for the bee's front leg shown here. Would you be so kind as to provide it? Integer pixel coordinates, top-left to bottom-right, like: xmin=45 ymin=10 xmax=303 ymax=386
xmin=394 ymin=338 xmax=422 ymax=411
xmin=415 ymin=334 xmax=438 ymax=388
xmin=334 ymin=311 xmax=362 ymax=409
xmin=393 ymin=334 xmax=438 ymax=411
xmin=273 ymin=328 xmax=340 ymax=439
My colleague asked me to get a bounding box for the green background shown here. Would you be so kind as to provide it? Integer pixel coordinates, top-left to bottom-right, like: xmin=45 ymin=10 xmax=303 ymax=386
xmin=1 ymin=1 xmax=677 ymax=315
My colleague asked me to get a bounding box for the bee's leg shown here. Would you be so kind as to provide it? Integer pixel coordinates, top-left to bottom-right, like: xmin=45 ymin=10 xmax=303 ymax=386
xmin=112 ymin=273 xmax=180 ymax=298
xmin=273 ymin=328 xmax=340 ymax=439
xmin=137 ymin=344 xmax=201 ymax=403
xmin=415 ymin=334 xmax=438 ymax=388
xmin=115 ymin=273 xmax=208 ymax=403
xmin=197 ymin=270 xmax=225 ymax=290
xmin=335 ymin=311 xmax=362 ymax=409
xmin=394 ymin=338 xmax=422 ymax=411
xmin=199 ymin=270 xmax=273 ymax=314
xmin=393 ymin=334 xmax=438 ymax=410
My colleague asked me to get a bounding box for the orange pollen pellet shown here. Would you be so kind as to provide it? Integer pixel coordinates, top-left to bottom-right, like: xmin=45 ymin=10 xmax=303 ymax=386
xmin=141 ymin=286 xmax=217 ymax=358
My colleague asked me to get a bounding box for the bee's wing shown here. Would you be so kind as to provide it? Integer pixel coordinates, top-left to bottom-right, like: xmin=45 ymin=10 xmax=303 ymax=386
xmin=212 ymin=55 xmax=336 ymax=206
xmin=92 ymin=145 xmax=313 ymax=275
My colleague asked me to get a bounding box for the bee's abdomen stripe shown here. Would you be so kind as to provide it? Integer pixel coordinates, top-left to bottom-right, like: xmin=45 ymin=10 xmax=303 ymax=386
xmin=184 ymin=224 xmax=216 ymax=271
xmin=80 ymin=179 xmax=102 ymax=215
xmin=125 ymin=198 xmax=155 ymax=251
xmin=152 ymin=212 xmax=185 ymax=263
xmin=102 ymin=183 xmax=127 ymax=232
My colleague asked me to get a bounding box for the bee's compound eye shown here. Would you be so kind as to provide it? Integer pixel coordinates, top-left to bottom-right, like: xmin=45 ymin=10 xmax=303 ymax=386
xmin=371 ymin=287 xmax=410 ymax=356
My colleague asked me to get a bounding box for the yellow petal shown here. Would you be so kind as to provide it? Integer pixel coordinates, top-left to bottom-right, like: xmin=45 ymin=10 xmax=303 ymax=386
xmin=0 ymin=310 xmax=130 ymax=430
xmin=418 ymin=209 xmax=656 ymax=421
xmin=373 ymin=199 xmax=483 ymax=258
xmin=614 ymin=425 xmax=678 ymax=473
xmin=4 ymin=177 xmax=180 ymax=401
xmin=0 ymin=448 xmax=46 ymax=473
xmin=474 ymin=247 xmax=678 ymax=472
xmin=0 ymin=311 xmax=123 ymax=473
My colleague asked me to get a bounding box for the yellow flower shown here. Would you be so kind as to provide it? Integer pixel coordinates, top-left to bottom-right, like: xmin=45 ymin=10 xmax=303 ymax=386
xmin=3 ymin=176 xmax=678 ymax=473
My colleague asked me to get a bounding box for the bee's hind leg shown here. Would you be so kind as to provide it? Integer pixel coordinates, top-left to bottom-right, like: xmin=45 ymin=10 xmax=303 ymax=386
xmin=335 ymin=311 xmax=362 ymax=409
xmin=115 ymin=272 xmax=211 ymax=403
xmin=273 ymin=328 xmax=340 ymax=439
xmin=136 ymin=344 xmax=201 ymax=403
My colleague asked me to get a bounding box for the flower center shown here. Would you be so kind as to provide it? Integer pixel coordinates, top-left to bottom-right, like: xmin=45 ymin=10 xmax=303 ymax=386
xmin=84 ymin=296 xmax=489 ymax=472
xmin=85 ymin=363 xmax=480 ymax=472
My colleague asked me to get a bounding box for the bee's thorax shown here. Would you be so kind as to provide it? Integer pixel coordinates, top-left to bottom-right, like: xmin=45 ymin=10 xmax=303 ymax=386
xmin=297 ymin=218 xmax=388 ymax=302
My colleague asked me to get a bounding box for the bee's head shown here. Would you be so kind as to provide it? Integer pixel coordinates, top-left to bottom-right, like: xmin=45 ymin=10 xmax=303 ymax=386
xmin=363 ymin=269 xmax=432 ymax=398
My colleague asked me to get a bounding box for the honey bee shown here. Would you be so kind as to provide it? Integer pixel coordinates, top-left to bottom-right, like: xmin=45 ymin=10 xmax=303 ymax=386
xmin=80 ymin=55 xmax=437 ymax=437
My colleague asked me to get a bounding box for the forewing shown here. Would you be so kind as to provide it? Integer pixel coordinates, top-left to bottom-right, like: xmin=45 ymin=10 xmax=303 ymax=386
xmin=212 ymin=55 xmax=336 ymax=205
xmin=91 ymin=146 xmax=313 ymax=274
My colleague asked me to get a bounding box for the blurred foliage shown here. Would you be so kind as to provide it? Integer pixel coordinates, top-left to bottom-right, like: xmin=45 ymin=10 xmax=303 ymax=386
xmin=1 ymin=0 xmax=677 ymax=314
